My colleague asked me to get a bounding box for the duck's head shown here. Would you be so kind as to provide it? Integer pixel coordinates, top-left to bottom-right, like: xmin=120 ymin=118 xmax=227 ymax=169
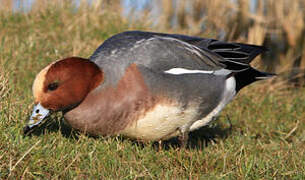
xmin=24 ymin=57 xmax=103 ymax=135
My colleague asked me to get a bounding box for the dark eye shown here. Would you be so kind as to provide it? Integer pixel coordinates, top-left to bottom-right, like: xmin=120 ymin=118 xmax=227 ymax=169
xmin=47 ymin=82 xmax=59 ymax=91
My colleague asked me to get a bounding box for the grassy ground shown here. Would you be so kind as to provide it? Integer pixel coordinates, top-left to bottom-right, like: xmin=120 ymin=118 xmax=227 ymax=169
xmin=0 ymin=4 xmax=305 ymax=179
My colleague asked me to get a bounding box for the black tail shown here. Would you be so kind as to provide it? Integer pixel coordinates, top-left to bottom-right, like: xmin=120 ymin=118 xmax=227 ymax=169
xmin=205 ymin=40 xmax=268 ymax=65
xmin=235 ymin=67 xmax=276 ymax=92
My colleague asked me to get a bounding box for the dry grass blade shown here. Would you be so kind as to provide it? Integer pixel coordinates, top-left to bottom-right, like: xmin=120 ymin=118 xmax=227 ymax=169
xmin=285 ymin=121 xmax=299 ymax=140
xmin=54 ymin=153 xmax=80 ymax=179
xmin=0 ymin=68 xmax=10 ymax=101
xmin=8 ymin=140 xmax=41 ymax=177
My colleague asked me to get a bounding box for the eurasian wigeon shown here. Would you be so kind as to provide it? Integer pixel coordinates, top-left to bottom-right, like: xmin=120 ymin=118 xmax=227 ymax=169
xmin=24 ymin=31 xmax=275 ymax=145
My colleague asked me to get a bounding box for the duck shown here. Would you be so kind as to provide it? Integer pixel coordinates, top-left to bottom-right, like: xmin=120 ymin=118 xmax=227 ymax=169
xmin=24 ymin=31 xmax=275 ymax=145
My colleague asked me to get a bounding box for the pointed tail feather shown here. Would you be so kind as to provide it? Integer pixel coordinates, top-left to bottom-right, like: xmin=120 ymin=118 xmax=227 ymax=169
xmin=255 ymin=71 xmax=277 ymax=80
xmin=235 ymin=68 xmax=276 ymax=92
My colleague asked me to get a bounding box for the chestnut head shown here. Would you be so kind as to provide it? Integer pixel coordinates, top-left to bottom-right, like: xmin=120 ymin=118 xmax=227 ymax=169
xmin=24 ymin=57 xmax=103 ymax=135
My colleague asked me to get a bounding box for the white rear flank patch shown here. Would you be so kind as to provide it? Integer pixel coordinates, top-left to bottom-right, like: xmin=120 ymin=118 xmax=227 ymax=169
xmin=189 ymin=76 xmax=236 ymax=131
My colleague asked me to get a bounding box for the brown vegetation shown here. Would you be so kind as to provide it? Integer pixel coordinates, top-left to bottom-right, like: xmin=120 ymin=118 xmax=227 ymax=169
xmin=0 ymin=68 xmax=9 ymax=101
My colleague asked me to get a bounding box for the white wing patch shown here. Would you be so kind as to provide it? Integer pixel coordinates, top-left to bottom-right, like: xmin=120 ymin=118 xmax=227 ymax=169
xmin=164 ymin=68 xmax=214 ymax=75
xmin=164 ymin=68 xmax=231 ymax=76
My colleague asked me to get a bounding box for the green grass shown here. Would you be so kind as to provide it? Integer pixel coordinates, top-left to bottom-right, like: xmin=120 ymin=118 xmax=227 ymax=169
xmin=1 ymin=5 xmax=305 ymax=179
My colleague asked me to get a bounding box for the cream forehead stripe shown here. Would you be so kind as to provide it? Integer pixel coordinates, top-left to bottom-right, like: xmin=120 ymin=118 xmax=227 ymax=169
xmin=32 ymin=60 xmax=59 ymax=100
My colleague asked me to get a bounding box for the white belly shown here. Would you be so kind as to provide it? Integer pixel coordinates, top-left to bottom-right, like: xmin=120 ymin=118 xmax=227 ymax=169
xmin=120 ymin=103 xmax=199 ymax=141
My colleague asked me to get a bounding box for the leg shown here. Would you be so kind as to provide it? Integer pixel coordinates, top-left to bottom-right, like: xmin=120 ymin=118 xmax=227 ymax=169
xmin=158 ymin=140 xmax=162 ymax=151
xmin=178 ymin=131 xmax=189 ymax=148
xmin=226 ymin=114 xmax=232 ymax=130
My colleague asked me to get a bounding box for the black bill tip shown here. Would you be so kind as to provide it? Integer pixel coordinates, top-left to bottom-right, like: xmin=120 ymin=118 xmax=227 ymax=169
xmin=23 ymin=125 xmax=32 ymax=136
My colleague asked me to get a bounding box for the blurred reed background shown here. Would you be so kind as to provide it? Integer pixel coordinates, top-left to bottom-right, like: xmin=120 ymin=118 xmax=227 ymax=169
xmin=1 ymin=0 xmax=305 ymax=87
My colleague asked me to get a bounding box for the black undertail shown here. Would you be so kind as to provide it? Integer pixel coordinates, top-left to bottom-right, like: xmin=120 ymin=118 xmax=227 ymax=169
xmin=234 ymin=67 xmax=276 ymax=92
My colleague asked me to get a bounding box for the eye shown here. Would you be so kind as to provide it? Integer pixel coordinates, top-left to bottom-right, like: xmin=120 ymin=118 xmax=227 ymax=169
xmin=47 ymin=82 xmax=59 ymax=91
